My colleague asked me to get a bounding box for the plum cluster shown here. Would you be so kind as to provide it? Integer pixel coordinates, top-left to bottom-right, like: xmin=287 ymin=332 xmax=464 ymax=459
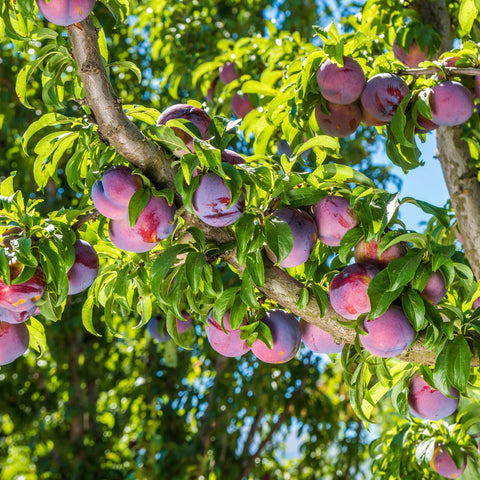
xmin=157 ymin=104 xmax=247 ymax=227
xmin=36 ymin=0 xmax=95 ymax=26
xmin=209 ymin=62 xmax=254 ymax=118
xmin=92 ymin=166 xmax=176 ymax=252
xmin=315 ymin=44 xmax=476 ymax=138
xmin=0 ymin=239 xmax=99 ymax=366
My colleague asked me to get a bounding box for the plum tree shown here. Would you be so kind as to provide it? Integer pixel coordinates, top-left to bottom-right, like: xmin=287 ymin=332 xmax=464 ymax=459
xmin=91 ymin=166 xmax=142 ymax=220
xmin=393 ymin=39 xmax=428 ymax=67
xmin=360 ymin=305 xmax=415 ymax=358
xmin=156 ymin=104 xmax=211 ymax=156
xmin=313 ymin=195 xmax=359 ymax=246
xmin=0 ymin=321 xmax=29 ymax=366
xmin=407 ymin=373 xmax=459 ymax=420
xmin=429 ymin=81 xmax=474 ymax=127
xmin=421 ymin=270 xmax=447 ymax=305
xmin=429 ymin=446 xmax=467 ymax=479
xmin=329 ymin=263 xmax=379 ymax=320
xmin=300 ymin=319 xmax=344 ymax=354
xmin=192 ymin=173 xmax=245 ymax=227
xmin=265 ymin=207 xmax=317 ymax=268
xmin=252 ymin=309 xmax=302 ymax=363
xmin=360 ymin=73 xmax=409 ymax=122
xmin=354 ymin=237 xmax=406 ymax=268
xmin=314 ymin=101 xmax=361 ymax=138
xmin=205 ymin=309 xmax=249 ymax=357
xmin=67 ymin=240 xmax=99 ymax=295
xmin=7 ymin=0 xmax=480 ymax=477
xmin=316 ymin=56 xmax=366 ymax=105
xmin=36 ymin=0 xmax=95 ymax=26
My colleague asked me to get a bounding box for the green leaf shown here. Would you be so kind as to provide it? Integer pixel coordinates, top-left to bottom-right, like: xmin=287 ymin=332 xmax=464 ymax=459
xmin=235 ymin=213 xmax=256 ymax=265
xmin=387 ymin=248 xmax=425 ymax=292
xmin=107 ymin=60 xmax=142 ymax=83
xmin=240 ymin=270 xmax=259 ymax=309
xmin=128 ymin=188 xmax=151 ymax=227
xmin=459 ymin=0 xmax=478 ymax=36
xmin=264 ymin=216 xmax=294 ymax=266
xmin=27 ymin=317 xmax=47 ymax=355
xmin=368 ymin=269 xmax=403 ymax=319
xmin=185 ymin=251 xmax=206 ymax=293
xmin=229 ymin=296 xmax=248 ymax=331
xmin=445 ymin=335 xmax=472 ymax=392
xmin=82 ymin=295 xmax=101 ymax=337
xmin=246 ymin=250 xmax=265 ymax=287
xmin=401 ymin=289 xmax=427 ymax=331
xmin=401 ymin=197 xmax=451 ymax=228
xmin=213 ymin=287 xmax=239 ymax=325
xmin=433 ymin=348 xmax=451 ymax=396
xmin=312 ymin=163 xmax=376 ymax=188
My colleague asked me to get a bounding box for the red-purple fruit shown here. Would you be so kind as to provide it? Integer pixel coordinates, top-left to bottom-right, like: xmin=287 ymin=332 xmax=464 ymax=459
xmin=329 ymin=263 xmax=379 ymax=320
xmin=313 ymin=195 xmax=359 ymax=247
xmin=205 ymin=309 xmax=250 ymax=357
xmin=0 ymin=264 xmax=45 ymax=315
xmin=91 ymin=166 xmax=143 ymax=220
xmin=192 ymin=173 xmax=245 ymax=227
xmin=314 ymin=102 xmax=361 ymax=138
xmin=415 ymin=114 xmax=438 ymax=134
xmin=421 ymin=271 xmax=447 ymax=305
xmin=221 ymin=149 xmax=246 ymax=165
xmin=429 ymin=81 xmax=474 ymax=126
xmin=219 ymin=62 xmax=239 ymax=84
xmin=265 ymin=208 xmax=317 ymax=268
xmin=360 ymin=305 xmax=415 ymax=358
xmin=0 ymin=321 xmax=30 ymax=365
xmin=231 ymin=94 xmax=254 ymax=118
xmin=252 ymin=309 xmax=302 ymax=364
xmin=473 ymin=296 xmax=480 ymax=310
xmin=430 ymin=446 xmax=467 ymax=479
xmin=36 ymin=0 xmax=95 ymax=26
xmin=300 ymin=319 xmax=344 ymax=354
xmin=0 ymin=308 xmax=36 ymax=324
xmin=408 ymin=373 xmax=459 ymax=421
xmin=393 ymin=39 xmax=428 ymax=67
xmin=108 ymin=195 xmax=176 ymax=253
xmin=67 ymin=240 xmax=99 ymax=295
xmin=316 ymin=56 xmax=366 ymax=105
xmin=131 ymin=195 xmax=176 ymax=244
xmin=108 ymin=218 xmax=159 ymax=253
xmin=360 ymin=73 xmax=410 ymax=122
xmin=354 ymin=237 xmax=406 ymax=269
xmin=156 ymin=104 xmax=211 ymax=156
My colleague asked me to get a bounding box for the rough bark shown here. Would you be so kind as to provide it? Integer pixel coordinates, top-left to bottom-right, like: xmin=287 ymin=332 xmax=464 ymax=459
xmin=66 ymin=14 xmax=480 ymax=367
xmin=414 ymin=1 xmax=480 ymax=280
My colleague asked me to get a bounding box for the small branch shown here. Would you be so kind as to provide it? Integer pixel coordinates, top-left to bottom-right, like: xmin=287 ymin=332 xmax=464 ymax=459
xmin=396 ymin=67 xmax=480 ymax=77
xmin=72 ymin=210 xmax=100 ymax=230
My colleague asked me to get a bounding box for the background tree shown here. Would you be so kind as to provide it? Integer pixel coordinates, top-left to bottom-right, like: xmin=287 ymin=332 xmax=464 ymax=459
xmin=1 ymin=0 xmax=480 ymax=479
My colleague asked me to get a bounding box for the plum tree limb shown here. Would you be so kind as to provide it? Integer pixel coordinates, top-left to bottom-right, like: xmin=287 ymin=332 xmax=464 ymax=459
xmin=67 ymin=16 xmax=479 ymax=367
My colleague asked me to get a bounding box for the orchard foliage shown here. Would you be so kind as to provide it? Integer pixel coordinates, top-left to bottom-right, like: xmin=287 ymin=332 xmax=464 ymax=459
xmin=2 ymin=0 xmax=480 ymax=478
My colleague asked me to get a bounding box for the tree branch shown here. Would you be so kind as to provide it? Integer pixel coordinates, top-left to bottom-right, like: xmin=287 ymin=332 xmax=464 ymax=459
xmin=66 ymin=15 xmax=480 ymax=367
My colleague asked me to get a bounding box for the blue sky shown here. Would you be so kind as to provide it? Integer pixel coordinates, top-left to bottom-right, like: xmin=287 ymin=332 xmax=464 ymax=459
xmin=383 ymin=132 xmax=450 ymax=231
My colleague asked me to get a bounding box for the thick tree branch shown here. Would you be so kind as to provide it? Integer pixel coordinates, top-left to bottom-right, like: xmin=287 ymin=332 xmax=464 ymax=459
xmin=66 ymin=19 xmax=176 ymax=191
xmin=66 ymin=15 xmax=479 ymax=367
